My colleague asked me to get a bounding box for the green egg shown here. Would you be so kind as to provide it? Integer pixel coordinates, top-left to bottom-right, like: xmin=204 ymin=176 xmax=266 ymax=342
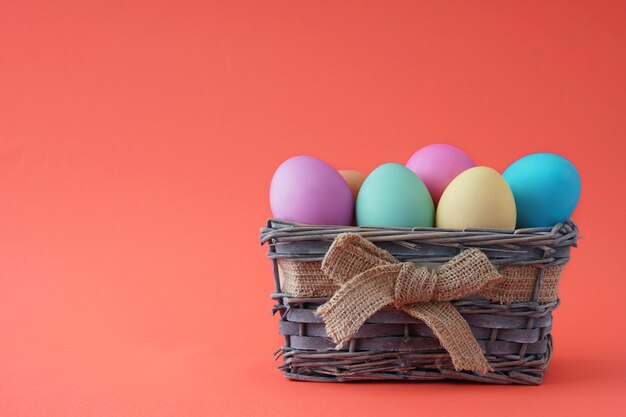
xmin=356 ymin=163 xmax=434 ymax=228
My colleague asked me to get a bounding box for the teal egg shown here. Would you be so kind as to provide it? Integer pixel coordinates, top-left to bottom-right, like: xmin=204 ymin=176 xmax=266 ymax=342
xmin=356 ymin=163 xmax=434 ymax=228
xmin=503 ymin=153 xmax=581 ymax=228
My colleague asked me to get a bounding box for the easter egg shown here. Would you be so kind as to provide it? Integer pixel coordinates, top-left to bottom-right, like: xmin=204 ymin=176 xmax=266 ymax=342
xmin=436 ymin=167 xmax=516 ymax=230
xmin=503 ymin=153 xmax=581 ymax=228
xmin=356 ymin=163 xmax=434 ymax=228
xmin=406 ymin=144 xmax=475 ymax=206
xmin=270 ymin=156 xmax=353 ymax=225
xmin=338 ymin=170 xmax=367 ymax=200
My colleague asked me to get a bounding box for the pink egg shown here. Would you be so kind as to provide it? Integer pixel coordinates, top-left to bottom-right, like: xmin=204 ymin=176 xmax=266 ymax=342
xmin=406 ymin=144 xmax=475 ymax=206
xmin=270 ymin=156 xmax=354 ymax=225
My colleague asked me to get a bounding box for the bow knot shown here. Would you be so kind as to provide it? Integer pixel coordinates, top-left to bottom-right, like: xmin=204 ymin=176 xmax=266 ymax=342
xmin=316 ymin=233 xmax=502 ymax=375
xmin=393 ymin=263 xmax=437 ymax=306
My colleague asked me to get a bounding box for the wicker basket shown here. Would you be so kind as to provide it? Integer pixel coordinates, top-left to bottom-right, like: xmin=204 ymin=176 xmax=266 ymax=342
xmin=260 ymin=219 xmax=578 ymax=384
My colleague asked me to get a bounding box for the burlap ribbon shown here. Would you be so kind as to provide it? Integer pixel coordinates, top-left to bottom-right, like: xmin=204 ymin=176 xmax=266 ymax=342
xmin=314 ymin=233 xmax=502 ymax=375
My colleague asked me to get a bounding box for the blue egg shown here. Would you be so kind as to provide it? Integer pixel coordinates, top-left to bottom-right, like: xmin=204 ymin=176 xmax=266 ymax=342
xmin=503 ymin=153 xmax=580 ymax=228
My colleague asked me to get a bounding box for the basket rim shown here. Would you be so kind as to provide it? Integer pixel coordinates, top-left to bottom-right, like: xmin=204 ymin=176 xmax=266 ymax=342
xmin=260 ymin=218 xmax=578 ymax=245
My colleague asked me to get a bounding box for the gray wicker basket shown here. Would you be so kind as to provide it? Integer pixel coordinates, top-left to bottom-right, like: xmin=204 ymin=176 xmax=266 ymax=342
xmin=260 ymin=219 xmax=578 ymax=384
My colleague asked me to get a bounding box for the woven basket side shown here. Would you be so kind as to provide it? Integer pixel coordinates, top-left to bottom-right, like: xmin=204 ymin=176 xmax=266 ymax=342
xmin=263 ymin=219 xmax=577 ymax=384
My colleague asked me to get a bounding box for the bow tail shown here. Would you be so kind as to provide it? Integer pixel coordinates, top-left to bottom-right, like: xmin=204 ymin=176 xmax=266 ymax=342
xmin=316 ymin=265 xmax=399 ymax=349
xmin=404 ymin=301 xmax=493 ymax=375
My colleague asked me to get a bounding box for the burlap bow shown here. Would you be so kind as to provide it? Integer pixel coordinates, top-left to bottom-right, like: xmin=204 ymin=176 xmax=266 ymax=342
xmin=315 ymin=233 xmax=502 ymax=375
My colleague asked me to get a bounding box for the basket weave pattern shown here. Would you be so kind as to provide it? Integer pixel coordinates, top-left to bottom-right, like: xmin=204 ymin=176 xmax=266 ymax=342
xmin=261 ymin=219 xmax=578 ymax=384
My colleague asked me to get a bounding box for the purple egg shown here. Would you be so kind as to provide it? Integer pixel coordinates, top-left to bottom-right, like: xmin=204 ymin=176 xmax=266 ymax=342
xmin=270 ymin=156 xmax=354 ymax=225
xmin=406 ymin=144 xmax=475 ymax=206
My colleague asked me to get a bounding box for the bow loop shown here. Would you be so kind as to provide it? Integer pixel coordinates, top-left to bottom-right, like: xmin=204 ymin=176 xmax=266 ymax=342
xmin=432 ymin=248 xmax=502 ymax=300
xmin=321 ymin=233 xmax=397 ymax=285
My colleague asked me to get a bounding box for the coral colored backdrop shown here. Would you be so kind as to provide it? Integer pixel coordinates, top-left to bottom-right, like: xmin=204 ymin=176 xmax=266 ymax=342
xmin=1 ymin=1 xmax=625 ymax=416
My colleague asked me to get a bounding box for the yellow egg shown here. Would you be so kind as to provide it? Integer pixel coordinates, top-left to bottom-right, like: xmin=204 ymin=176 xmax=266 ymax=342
xmin=339 ymin=170 xmax=367 ymax=201
xmin=436 ymin=166 xmax=516 ymax=230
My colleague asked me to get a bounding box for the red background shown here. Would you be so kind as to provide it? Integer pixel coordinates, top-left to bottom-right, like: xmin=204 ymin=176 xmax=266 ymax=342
xmin=1 ymin=1 xmax=625 ymax=416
